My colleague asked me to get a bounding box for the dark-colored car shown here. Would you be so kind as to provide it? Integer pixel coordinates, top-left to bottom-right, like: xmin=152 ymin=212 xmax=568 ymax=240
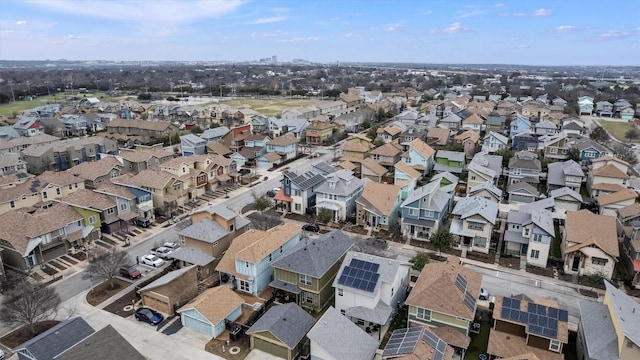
xmin=266 ymin=190 xmax=277 ymax=197
xmin=134 ymin=217 xmax=151 ymax=228
xmin=302 ymin=223 xmax=320 ymax=232
xmin=239 ymin=168 xmax=251 ymax=175
xmin=134 ymin=307 xmax=164 ymax=326
xmin=119 ymin=265 xmax=141 ymax=280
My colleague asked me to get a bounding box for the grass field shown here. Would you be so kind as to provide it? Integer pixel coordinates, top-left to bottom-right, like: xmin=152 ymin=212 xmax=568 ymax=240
xmin=217 ymin=97 xmax=320 ymax=116
xmin=598 ymin=120 xmax=640 ymax=143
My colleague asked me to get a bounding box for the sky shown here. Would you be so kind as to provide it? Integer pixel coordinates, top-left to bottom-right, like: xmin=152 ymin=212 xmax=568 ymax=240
xmin=0 ymin=0 xmax=639 ymax=66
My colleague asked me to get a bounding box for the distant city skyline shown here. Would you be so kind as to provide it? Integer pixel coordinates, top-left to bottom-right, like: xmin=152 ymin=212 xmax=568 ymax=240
xmin=1 ymin=0 xmax=639 ymax=66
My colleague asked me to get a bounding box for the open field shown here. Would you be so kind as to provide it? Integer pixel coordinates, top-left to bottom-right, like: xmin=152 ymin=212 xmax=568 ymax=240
xmin=217 ymin=97 xmax=320 ymax=116
xmin=0 ymin=92 xmax=136 ymax=120
xmin=598 ymin=119 xmax=640 ymax=143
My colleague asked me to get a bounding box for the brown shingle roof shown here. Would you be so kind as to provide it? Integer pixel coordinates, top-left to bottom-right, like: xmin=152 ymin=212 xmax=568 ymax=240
xmin=409 ymin=138 xmax=436 ymax=159
xmin=454 ymin=129 xmax=480 ymax=143
xmin=590 ymin=183 xmax=627 ymax=192
xmin=564 ymin=210 xmax=619 ymax=258
xmin=337 ymin=160 xmax=357 ymax=171
xmin=591 ymin=155 xmax=630 ymax=167
xmin=206 ymin=141 xmax=232 ymax=156
xmin=591 ymin=164 xmax=629 ymax=179
xmin=357 ymin=182 xmax=401 ymax=216
xmin=268 ymin=133 xmax=299 ymax=146
xmin=67 ymin=157 xmax=123 ymax=181
xmin=360 ymin=158 xmax=388 ymax=176
xmin=178 ymin=286 xmax=244 ymax=324
xmin=369 ymin=142 xmax=402 ymax=157
xmin=487 ymin=329 xmax=563 ymax=360
xmin=463 ymin=113 xmax=485 ymax=124
xmin=119 ymin=147 xmax=174 ymax=163
xmin=112 ymin=168 xmax=177 ymax=190
xmin=406 ymin=256 xmax=482 ymax=320
xmin=394 ymin=161 xmax=421 ymax=180
xmin=216 ymin=223 xmax=301 ymax=278
xmin=94 ymin=184 xmax=136 ymax=200
xmin=616 ymin=202 xmax=640 ymax=221
xmin=38 ymin=170 xmax=82 ymax=187
xmin=596 ymin=189 xmax=637 ymax=206
xmin=0 ymin=177 xmax=48 ymax=203
xmin=57 ymin=188 xmax=116 ymax=210
xmin=344 ymin=138 xmax=373 ymax=153
xmin=107 ymin=118 xmax=174 ymax=132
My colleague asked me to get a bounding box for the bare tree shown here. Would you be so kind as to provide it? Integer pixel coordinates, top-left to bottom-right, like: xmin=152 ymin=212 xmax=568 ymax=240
xmin=611 ymin=142 xmax=638 ymax=165
xmin=1 ymin=281 xmax=61 ymax=336
xmin=83 ymin=248 xmax=131 ymax=290
xmin=251 ymin=214 xmax=283 ymax=230
xmin=351 ymin=239 xmax=388 ymax=257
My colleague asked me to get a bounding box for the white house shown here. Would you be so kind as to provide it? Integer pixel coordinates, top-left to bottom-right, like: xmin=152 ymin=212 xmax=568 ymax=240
xmin=504 ymin=208 xmax=555 ymax=267
xmin=315 ymin=169 xmax=367 ymax=222
xmin=481 ymin=131 xmax=508 ymax=153
xmin=450 ymin=196 xmax=499 ymax=253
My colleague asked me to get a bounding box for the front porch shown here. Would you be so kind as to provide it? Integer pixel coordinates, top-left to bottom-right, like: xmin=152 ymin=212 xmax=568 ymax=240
xmin=402 ymin=218 xmax=436 ymax=241
xmin=315 ymin=202 xmax=342 ymax=222
xmin=344 ymin=301 xmax=395 ymax=341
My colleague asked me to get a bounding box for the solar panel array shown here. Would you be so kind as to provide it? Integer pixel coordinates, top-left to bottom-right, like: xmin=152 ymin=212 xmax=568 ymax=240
xmin=383 ymin=327 xmax=422 ymax=357
xmin=463 ymin=290 xmax=476 ymax=312
xmin=501 ymin=297 xmax=568 ymax=340
xmin=337 ymin=258 xmax=380 ymax=293
xmin=421 ymin=328 xmax=446 ymax=360
xmin=454 ymin=273 xmax=468 ymax=293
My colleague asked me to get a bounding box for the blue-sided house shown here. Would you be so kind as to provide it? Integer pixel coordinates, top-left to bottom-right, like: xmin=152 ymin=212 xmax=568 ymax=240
xmin=400 ymin=178 xmax=455 ymax=241
xmin=509 ymin=115 xmax=532 ymax=140
xmin=177 ymin=285 xmax=245 ymax=339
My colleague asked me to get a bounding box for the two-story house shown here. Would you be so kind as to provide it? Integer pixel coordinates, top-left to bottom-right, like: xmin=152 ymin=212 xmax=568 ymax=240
xmin=400 ymin=178 xmax=455 ymax=240
xmin=433 ymin=150 xmax=466 ymax=175
xmin=534 ymin=119 xmax=557 ymax=136
xmin=359 ymin=158 xmax=388 ymax=183
xmin=467 ymin=151 xmax=502 ymax=188
xmin=578 ymin=96 xmax=594 ymax=116
xmin=180 ymin=134 xmax=207 ymax=156
xmin=403 ymin=138 xmax=436 ymax=176
xmin=454 ymin=129 xmax=480 ymax=159
xmin=488 ymin=296 xmax=568 ymax=360
xmin=461 ymin=113 xmax=484 ymax=132
xmin=305 ymin=120 xmax=335 ymax=144
xmin=450 ymin=196 xmax=499 ymax=253
xmin=270 ymin=230 xmax=353 ymax=313
xmin=596 ymin=101 xmax=614 ymax=117
xmin=618 ymin=215 xmax=640 ymax=289
xmin=547 ymin=160 xmax=585 ymax=193
xmin=106 ymin=118 xmax=179 ymax=143
xmin=398 ymin=127 xmax=427 ymax=151
xmin=333 ymin=251 xmax=411 ymax=341
xmin=342 ymin=135 xmax=375 ymax=161
xmin=117 ymin=147 xmax=174 ymax=175
xmin=159 ymin=157 xmax=209 ymax=201
xmin=55 ymin=188 xmax=120 ymax=234
xmin=393 ymin=161 xmax=421 ymax=198
xmin=266 ymin=133 xmax=299 ymax=161
xmin=93 ymin=184 xmax=139 ymax=230
xmin=562 ymin=210 xmax=619 ymax=280
xmin=356 ymin=182 xmax=403 ymax=232
xmin=376 ymin=125 xmax=404 ymax=143
xmin=67 ymin=156 xmax=124 ymax=189
xmin=439 ymin=113 xmax=462 ymax=130
xmin=268 ymin=117 xmax=309 ymax=138
xmin=540 ymin=132 xmax=570 ymax=160
xmin=577 ymin=281 xmax=640 ymax=360
xmin=315 ymin=169 xmax=367 ymax=222
xmin=200 ymin=126 xmax=230 ymax=143
xmin=406 ymin=256 xmax=481 ymax=337
xmin=596 ymin=189 xmax=638 ymax=217
xmin=369 ymin=142 xmax=403 ymax=171
xmin=509 ymin=115 xmax=532 ymax=140
xmin=504 ymin=208 xmax=555 ymax=267
xmin=468 ymin=181 xmax=502 ymax=203
xmin=508 ymin=151 xmax=542 ymax=186
xmin=588 ymin=156 xmax=630 ymax=197
xmin=112 ymin=169 xmax=185 ymax=216
xmin=574 ymin=138 xmax=610 ymax=165
xmin=481 ymin=131 xmax=509 ymax=153
xmin=278 ymin=170 xmax=326 ymax=215
xmin=426 ymin=127 xmax=451 ymax=147
xmin=216 ymin=223 xmax=301 ymax=296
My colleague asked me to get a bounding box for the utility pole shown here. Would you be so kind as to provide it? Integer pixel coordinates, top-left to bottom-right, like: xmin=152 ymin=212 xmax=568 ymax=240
xmin=8 ymin=80 xmax=15 ymax=103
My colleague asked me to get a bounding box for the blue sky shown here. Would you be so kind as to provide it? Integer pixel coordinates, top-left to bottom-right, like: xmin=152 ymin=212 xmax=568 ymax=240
xmin=0 ymin=0 xmax=638 ymax=65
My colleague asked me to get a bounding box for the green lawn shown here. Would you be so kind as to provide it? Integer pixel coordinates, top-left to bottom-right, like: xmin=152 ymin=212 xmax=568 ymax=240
xmin=464 ymin=320 xmax=491 ymax=360
xmin=598 ymin=120 xmax=640 ymax=143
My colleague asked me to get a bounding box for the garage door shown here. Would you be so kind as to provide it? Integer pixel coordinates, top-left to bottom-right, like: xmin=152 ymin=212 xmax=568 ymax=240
xmin=182 ymin=314 xmax=213 ymax=337
xmin=142 ymin=293 xmax=171 ymax=315
xmin=253 ymin=337 xmax=289 ymax=359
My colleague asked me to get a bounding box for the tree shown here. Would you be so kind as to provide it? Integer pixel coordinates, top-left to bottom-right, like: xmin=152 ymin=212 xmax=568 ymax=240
xmin=567 ymin=145 xmax=581 ymax=163
xmin=611 ymin=143 xmax=638 ymax=165
xmin=190 ymin=125 xmax=202 ymax=134
xmin=410 ymin=252 xmax=430 ymax=271
xmin=254 ymin=195 xmax=272 ymax=213
xmin=589 ymin=126 xmax=609 ymax=143
xmin=625 ymin=129 xmax=639 ymax=143
xmin=137 ymin=93 xmax=152 ymax=101
xmin=316 ymin=208 xmax=334 ymax=224
xmin=495 ymin=148 xmax=514 ymax=168
xmin=429 ymin=228 xmax=453 ymax=256
xmin=366 ymin=126 xmax=379 ymax=140
xmin=1 ymin=281 xmax=61 ymax=336
xmin=83 ymin=248 xmax=131 ymax=290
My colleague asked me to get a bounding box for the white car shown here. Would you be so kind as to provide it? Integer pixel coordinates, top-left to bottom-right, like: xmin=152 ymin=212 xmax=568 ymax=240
xmin=153 ymin=246 xmax=173 ymax=259
xmin=141 ymin=254 xmax=165 ymax=267
xmin=164 ymin=242 xmax=180 ymax=251
xmin=479 ymin=287 xmax=490 ymax=300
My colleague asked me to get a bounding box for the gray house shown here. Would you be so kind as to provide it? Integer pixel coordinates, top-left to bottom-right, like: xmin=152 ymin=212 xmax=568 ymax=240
xmin=15 ymin=317 xmax=95 ymax=360
xmin=200 ymin=126 xmax=229 ymax=143
xmin=507 ymin=151 xmax=542 ymax=185
xmin=314 ymin=169 xmax=367 ymax=222
xmin=547 ymin=160 xmax=585 ymax=193
xmin=180 ymin=134 xmax=207 ymax=156
xmin=508 ymin=181 xmax=539 ymax=203
xmin=504 ymin=207 xmax=554 ymax=267
xmin=280 ymin=170 xmax=327 ymax=215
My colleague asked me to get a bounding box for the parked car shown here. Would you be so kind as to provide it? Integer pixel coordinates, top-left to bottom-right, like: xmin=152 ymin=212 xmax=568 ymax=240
xmin=163 ymin=242 xmax=180 ymax=251
xmin=141 ymin=254 xmax=165 ymax=267
xmin=134 ymin=217 xmax=152 ymax=228
xmin=119 ymin=265 xmax=141 ymax=280
xmin=239 ymin=168 xmax=251 ymax=175
xmin=134 ymin=307 xmax=164 ymax=326
xmin=266 ymin=188 xmax=281 ymax=197
xmin=302 ymin=223 xmax=320 ymax=232
xmin=479 ymin=288 xmax=490 ymax=300
xmin=152 ymin=246 xmax=173 ymax=260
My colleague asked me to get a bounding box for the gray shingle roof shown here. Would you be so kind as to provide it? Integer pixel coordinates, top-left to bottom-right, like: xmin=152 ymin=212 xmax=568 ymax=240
xmin=246 ymin=303 xmax=315 ymax=349
xmin=452 ymin=196 xmax=499 ymax=224
xmin=470 ymin=152 xmax=503 ymax=175
xmin=200 ymin=126 xmax=229 ymax=140
xmin=307 ymin=307 xmax=379 ymax=360
xmin=550 ymin=187 xmax=582 ymax=202
xmin=508 ymin=181 xmax=539 ymax=195
xmin=54 ymin=325 xmax=145 ymax=360
xmin=138 ymin=265 xmax=196 ymax=292
xmin=508 ymin=151 xmax=542 ymax=171
xmin=436 ymin=150 xmax=466 ymax=162
xmin=311 ymin=161 xmax=337 ymax=175
xmin=401 ymin=179 xmax=449 ymax=212
xmin=578 ymin=300 xmax=620 ymax=360
xmin=17 ymin=317 xmax=95 ymax=360
xmin=547 ymin=160 xmax=584 ymax=187
xmin=575 ymin=138 xmax=608 ymax=153
xmin=271 ymin=230 xmax=353 ymax=278
xmin=469 ymin=181 xmax=502 ymax=199
xmin=315 ymin=169 xmax=366 ymax=196
xmin=178 ymin=217 xmax=229 ymax=244
xmin=196 ymin=204 xmax=237 ymax=220
xmin=604 ymin=281 xmax=640 ymax=347
xmin=168 ymin=247 xmax=215 ymax=266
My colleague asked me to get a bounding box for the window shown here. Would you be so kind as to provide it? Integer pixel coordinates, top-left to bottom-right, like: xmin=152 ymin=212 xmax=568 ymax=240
xmin=511 ymin=168 xmax=521 ymax=175
xmin=69 ymin=185 xmax=73 ymax=190
xmin=212 ymin=241 xmax=218 ymax=247
xmin=473 ymin=236 xmax=487 ymax=247
xmin=89 ymin=216 xmax=96 ymax=224
xmin=107 ymin=208 xmax=115 ymax=215
xmin=229 ymin=224 xmax=235 ymax=231
xmin=56 ymin=188 xmax=61 ymax=195
xmin=468 ymin=222 xmax=485 ymax=231
xmin=549 ymin=339 xmax=561 ymax=352
xmin=530 ymin=249 xmax=540 ymax=259
xmin=300 ymin=274 xmax=312 ymax=286
xmin=295 ymin=203 xmax=301 ymax=211
xmin=10 ymin=201 xmax=15 ymax=208
xmin=416 ymin=308 xmax=431 ymax=321
xmin=337 ymin=288 xmax=343 ymax=296
xmin=523 ymin=227 xmax=530 ymax=236
xmin=408 ymin=208 xmax=418 ymax=216
xmin=592 ymin=257 xmax=608 ymax=266
xmin=302 ymin=292 xmax=316 ymax=305
xmin=239 ymin=280 xmax=250 ymax=292
xmin=533 ymin=234 xmax=543 ymax=242
xmin=627 ymin=339 xmax=635 ymax=348
xmin=245 ymin=261 xmax=249 ymax=268
xmin=75 ymin=183 xmax=78 ymax=188
xmin=43 ymin=192 xmax=48 ymax=199
xmin=550 ymin=147 xmax=557 ymax=154
xmin=119 ymin=203 xmax=127 ymax=211
xmin=340 ymin=309 xmax=346 ymax=315
xmin=424 ymin=210 xmax=435 ymax=218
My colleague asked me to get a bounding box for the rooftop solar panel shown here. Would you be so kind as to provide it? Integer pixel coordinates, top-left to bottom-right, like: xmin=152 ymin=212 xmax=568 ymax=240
xmin=455 ymin=273 xmax=468 ymax=293
xmin=536 ymin=304 xmax=547 ymax=316
xmin=422 ymin=328 xmax=439 ymax=349
xmin=436 ymin=339 xmax=446 ymax=353
xmin=510 ymin=309 xmax=520 ymax=321
xmin=529 ymin=325 xmax=543 ymax=336
xmin=528 ymin=313 xmax=538 ymax=326
xmin=501 ymin=307 xmax=510 ymax=319
xmin=548 ymin=307 xmax=559 ymax=319
xmin=527 ymin=302 xmax=537 ymax=313
xmin=539 ymin=316 xmax=548 ymax=328
xmin=548 ymin=318 xmax=558 ymax=331
xmin=518 ymin=311 xmax=528 ymax=323
xmin=543 ymin=328 xmax=558 ymax=339
xmin=463 ymin=291 xmax=476 ymax=312
xmin=382 ymin=327 xmax=423 ymax=357
xmin=511 ymin=298 xmax=521 ymax=309
xmin=433 ymin=352 xmax=444 ymax=360
xmin=558 ymin=310 xmax=569 ymax=322
xmin=503 ymin=297 xmax=512 ymax=309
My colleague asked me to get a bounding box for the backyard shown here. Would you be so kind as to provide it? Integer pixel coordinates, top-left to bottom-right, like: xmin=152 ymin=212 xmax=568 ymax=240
xmin=464 ymin=320 xmax=491 ymax=360
xmin=0 ymin=92 xmax=135 ymax=119
xmin=598 ymin=119 xmax=640 ymax=143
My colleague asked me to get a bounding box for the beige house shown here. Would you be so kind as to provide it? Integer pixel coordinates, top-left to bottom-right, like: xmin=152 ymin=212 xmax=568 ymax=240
xmin=369 ymin=142 xmax=402 ymax=171
xmin=112 ymin=169 xmax=185 ymax=216
xmin=138 ymin=265 xmax=199 ymax=315
xmin=178 ymin=285 xmax=245 ymax=339
xmin=355 ymin=182 xmax=402 ymax=231
xmin=454 ymin=129 xmax=480 ymax=159
xmin=562 ymin=210 xmax=619 ymax=280
xmin=342 ymin=135 xmax=374 ymax=161
xmin=426 ymin=127 xmax=450 ymax=147
xmin=359 ymin=158 xmax=388 ymax=183
xmin=588 ymin=156 xmax=630 ymax=197
xmin=596 ymin=189 xmax=637 ymax=217
xmin=67 ymin=156 xmax=125 ymax=189
xmin=117 ymin=147 xmax=174 ymax=175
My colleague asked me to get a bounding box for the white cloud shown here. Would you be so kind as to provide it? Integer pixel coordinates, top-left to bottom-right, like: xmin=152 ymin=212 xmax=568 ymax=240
xmin=494 ymin=3 xmax=505 ymax=7
xmin=553 ymin=25 xmax=576 ymax=33
xmin=597 ymin=31 xmax=630 ymax=40
xmin=330 ymin=17 xmax=341 ymax=21
xmin=250 ymin=30 xmax=288 ymax=38
xmin=67 ymin=34 xmax=81 ymax=40
xmin=457 ymin=10 xmax=487 ymax=18
xmin=421 ymin=10 xmax=433 ymax=16
xmin=511 ymin=12 xmax=528 ymax=17
xmin=276 ymin=36 xmax=320 ymax=43
xmin=533 ymin=8 xmax=552 ymax=17
xmin=384 ymin=23 xmax=404 ymax=32
xmin=517 ymin=44 xmax=529 ymax=48
xmin=247 ymin=15 xmax=286 ymax=24
xmin=342 ymin=33 xmax=361 ymax=39
xmin=442 ymin=22 xmax=469 ymax=34
xmin=15 ymin=20 xmax=28 ymax=25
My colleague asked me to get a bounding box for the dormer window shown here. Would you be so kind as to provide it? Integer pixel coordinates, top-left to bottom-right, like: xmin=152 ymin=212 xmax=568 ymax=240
xmin=329 ymin=181 xmax=336 ymax=188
